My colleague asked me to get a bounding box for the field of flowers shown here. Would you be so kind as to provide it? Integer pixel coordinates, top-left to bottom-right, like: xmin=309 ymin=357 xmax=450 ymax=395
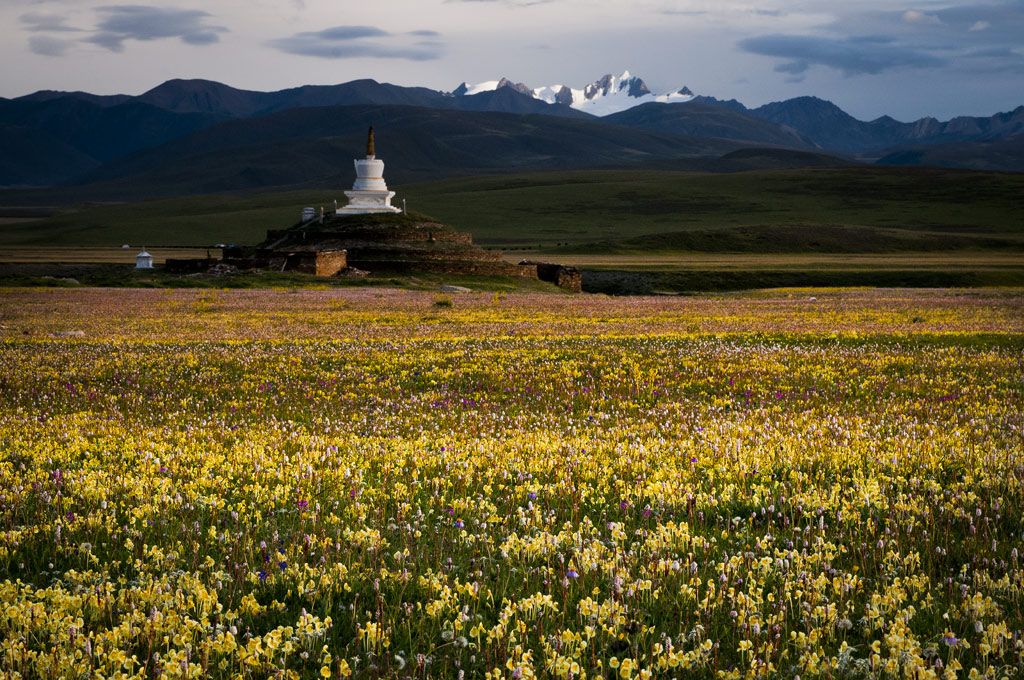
xmin=1 ymin=287 xmax=1022 ymax=680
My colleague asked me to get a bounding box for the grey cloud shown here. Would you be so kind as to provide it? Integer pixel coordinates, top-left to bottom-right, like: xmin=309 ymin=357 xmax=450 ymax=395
xmin=812 ymin=3 xmax=1024 ymax=78
xmin=269 ymin=26 xmax=443 ymax=61
xmin=932 ymin=4 xmax=1024 ymax=29
xmin=316 ymin=26 xmax=389 ymax=40
xmin=847 ymin=35 xmax=895 ymax=45
xmin=830 ymin=4 xmax=1024 ymax=47
xmin=181 ymin=31 xmax=221 ymax=46
xmin=28 ymin=35 xmax=75 ymax=56
xmin=20 ymin=13 xmax=82 ymax=32
xmin=739 ymin=34 xmax=946 ymax=76
xmin=84 ymin=5 xmax=227 ymax=52
xmin=959 ymin=46 xmax=1024 ymax=73
xmin=774 ymin=60 xmax=808 ymax=74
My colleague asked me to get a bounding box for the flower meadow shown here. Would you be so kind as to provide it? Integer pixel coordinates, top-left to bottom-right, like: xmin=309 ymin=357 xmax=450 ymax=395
xmin=1 ymin=287 xmax=1023 ymax=680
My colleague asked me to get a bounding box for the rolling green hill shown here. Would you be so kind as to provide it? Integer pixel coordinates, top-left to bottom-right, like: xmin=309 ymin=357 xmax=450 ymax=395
xmin=2 ymin=166 xmax=1022 ymax=252
xmin=400 ymin=166 xmax=1024 ymax=248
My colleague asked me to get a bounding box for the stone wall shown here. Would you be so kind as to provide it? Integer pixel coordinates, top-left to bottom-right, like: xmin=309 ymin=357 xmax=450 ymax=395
xmin=275 ymin=223 xmax=474 ymax=247
xmin=312 ymin=251 xmax=348 ymax=276
xmin=347 ymin=246 xmax=502 ymax=263
xmin=268 ymin=250 xmax=347 ymax=276
xmin=228 ymin=249 xmax=347 ymax=276
xmin=338 ymin=225 xmax=473 ymax=245
xmin=519 ymin=261 xmax=583 ymax=293
xmin=348 ymin=259 xmax=538 ymax=278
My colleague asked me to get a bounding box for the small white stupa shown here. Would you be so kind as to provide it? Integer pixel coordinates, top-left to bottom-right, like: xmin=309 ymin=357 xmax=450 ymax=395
xmin=337 ymin=126 xmax=401 ymax=215
xmin=135 ymin=247 xmax=153 ymax=269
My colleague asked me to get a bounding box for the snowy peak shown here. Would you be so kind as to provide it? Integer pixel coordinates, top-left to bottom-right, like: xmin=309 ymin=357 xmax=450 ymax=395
xmin=453 ymin=77 xmax=532 ymax=97
xmin=451 ymin=71 xmax=695 ymax=116
xmin=583 ymin=71 xmax=650 ymax=101
xmin=496 ymin=78 xmax=533 ymax=96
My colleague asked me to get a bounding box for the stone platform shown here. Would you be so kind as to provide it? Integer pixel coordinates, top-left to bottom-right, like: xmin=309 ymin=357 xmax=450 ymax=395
xmin=229 ymin=213 xmax=545 ymax=281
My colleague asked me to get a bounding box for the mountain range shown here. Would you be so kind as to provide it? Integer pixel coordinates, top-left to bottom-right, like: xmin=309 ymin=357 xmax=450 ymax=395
xmin=453 ymin=72 xmax=1024 ymax=153
xmin=452 ymin=71 xmax=695 ymax=116
xmin=1 ymin=72 xmax=1021 ymax=197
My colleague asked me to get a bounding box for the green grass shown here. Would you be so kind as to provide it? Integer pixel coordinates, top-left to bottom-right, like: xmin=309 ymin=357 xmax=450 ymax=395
xmin=0 ymin=191 xmax=335 ymax=248
xmin=401 ymin=166 xmax=1024 ymax=248
xmin=0 ymin=265 xmax=565 ymax=293
xmin=3 ymin=166 xmax=1023 ymax=252
xmin=580 ymin=267 xmax=1024 ymax=295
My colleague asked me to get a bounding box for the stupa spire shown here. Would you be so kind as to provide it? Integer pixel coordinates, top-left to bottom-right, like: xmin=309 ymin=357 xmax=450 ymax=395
xmin=366 ymin=126 xmax=375 ymax=158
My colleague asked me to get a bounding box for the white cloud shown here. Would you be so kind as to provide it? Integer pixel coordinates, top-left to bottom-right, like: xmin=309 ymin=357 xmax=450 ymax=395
xmin=969 ymin=20 xmax=990 ymax=31
xmin=902 ymin=10 xmax=942 ymax=25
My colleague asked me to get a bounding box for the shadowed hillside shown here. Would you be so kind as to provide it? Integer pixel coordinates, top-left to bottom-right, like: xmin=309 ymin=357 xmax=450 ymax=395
xmin=878 ymin=135 xmax=1024 ymax=173
xmin=23 ymin=105 xmax=742 ymax=201
xmin=604 ymin=102 xmax=815 ymax=149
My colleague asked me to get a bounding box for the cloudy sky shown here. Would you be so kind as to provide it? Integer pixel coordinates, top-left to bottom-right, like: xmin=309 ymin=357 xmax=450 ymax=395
xmin=2 ymin=0 xmax=1022 ymax=121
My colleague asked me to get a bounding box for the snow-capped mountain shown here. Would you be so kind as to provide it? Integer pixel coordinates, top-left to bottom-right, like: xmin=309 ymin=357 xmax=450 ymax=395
xmin=451 ymin=71 xmax=695 ymax=117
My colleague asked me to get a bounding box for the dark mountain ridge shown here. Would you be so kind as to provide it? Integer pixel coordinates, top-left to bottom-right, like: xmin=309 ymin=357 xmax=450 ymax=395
xmin=15 ymin=90 xmax=132 ymax=108
xmin=0 ymin=96 xmax=224 ymax=167
xmin=65 ymin=103 xmax=744 ymax=200
xmin=2 ymin=76 xmax=1022 ymax=192
xmin=1 ymin=79 xmax=594 ymax=187
xmin=878 ymin=134 xmax=1024 ymax=173
xmin=603 ymin=102 xmax=815 ymax=149
xmin=133 ymin=77 xmax=589 ymax=119
xmin=719 ymin=95 xmax=1024 ymax=152
xmin=135 ymin=78 xmax=452 ymax=117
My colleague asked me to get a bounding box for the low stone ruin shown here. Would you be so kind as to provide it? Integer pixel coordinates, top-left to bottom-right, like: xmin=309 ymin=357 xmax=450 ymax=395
xmin=519 ymin=261 xmax=583 ymax=293
xmin=166 ymin=213 xmax=582 ymax=291
xmin=228 ymin=213 xmax=582 ymax=287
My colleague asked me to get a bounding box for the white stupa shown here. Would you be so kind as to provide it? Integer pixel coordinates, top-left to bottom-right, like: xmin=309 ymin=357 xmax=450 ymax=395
xmin=135 ymin=247 xmax=153 ymax=269
xmin=337 ymin=126 xmax=401 ymax=215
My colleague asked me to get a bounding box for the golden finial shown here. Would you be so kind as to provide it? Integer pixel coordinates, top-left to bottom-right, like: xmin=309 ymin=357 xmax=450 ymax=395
xmin=366 ymin=126 xmax=375 ymax=158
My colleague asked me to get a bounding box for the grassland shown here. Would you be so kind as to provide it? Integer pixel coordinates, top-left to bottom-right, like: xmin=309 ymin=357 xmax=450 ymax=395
xmin=0 ymin=261 xmax=567 ymax=293
xmin=0 ymin=246 xmax=215 ymax=263
xmin=2 ymin=165 xmax=1021 ymax=292
xmin=1 ymin=288 xmax=1023 ymax=679
xmin=401 ymin=167 xmax=1024 ymax=249
xmin=2 ymin=166 xmax=1021 ymax=250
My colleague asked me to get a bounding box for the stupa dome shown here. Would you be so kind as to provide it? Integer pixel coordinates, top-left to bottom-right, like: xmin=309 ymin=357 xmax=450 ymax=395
xmin=337 ymin=126 xmax=401 ymax=215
